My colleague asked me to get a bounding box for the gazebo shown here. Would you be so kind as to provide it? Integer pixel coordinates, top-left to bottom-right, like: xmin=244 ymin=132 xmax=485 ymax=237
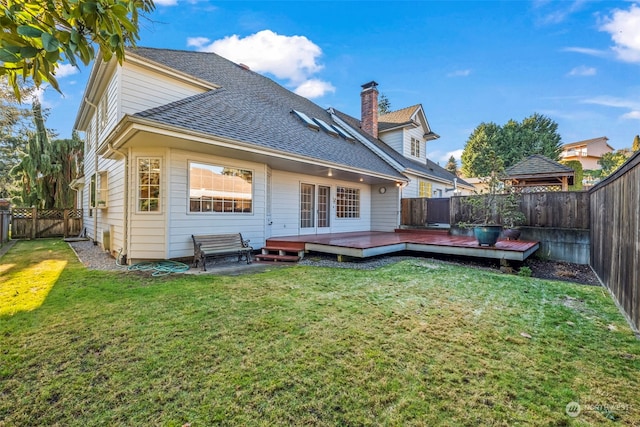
xmin=504 ymin=155 xmax=575 ymax=192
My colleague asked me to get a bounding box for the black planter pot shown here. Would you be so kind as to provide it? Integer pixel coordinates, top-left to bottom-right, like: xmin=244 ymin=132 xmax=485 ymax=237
xmin=473 ymin=225 xmax=502 ymax=246
xmin=502 ymin=228 xmax=521 ymax=240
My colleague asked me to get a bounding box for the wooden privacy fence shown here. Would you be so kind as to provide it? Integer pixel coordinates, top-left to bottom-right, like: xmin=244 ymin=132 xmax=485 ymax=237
xmin=11 ymin=208 xmax=83 ymax=239
xmin=401 ymin=198 xmax=450 ymax=226
xmin=590 ymin=151 xmax=640 ymax=332
xmin=450 ymin=192 xmax=590 ymax=229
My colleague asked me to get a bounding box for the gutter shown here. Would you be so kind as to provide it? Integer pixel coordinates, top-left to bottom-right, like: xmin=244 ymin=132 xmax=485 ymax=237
xmin=103 ymin=115 xmax=408 ymax=184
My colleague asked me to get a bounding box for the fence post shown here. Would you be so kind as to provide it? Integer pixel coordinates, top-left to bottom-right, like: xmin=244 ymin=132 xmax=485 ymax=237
xmin=63 ymin=209 xmax=69 ymax=238
xmin=31 ymin=207 xmax=37 ymax=239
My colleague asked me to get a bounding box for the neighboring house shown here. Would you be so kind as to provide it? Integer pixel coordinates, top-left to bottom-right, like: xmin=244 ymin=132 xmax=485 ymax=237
xmin=73 ymin=47 xmax=463 ymax=263
xmin=504 ymin=155 xmax=575 ymax=192
xmin=561 ymin=136 xmax=614 ymax=170
xmin=334 ymin=82 xmax=474 ymax=199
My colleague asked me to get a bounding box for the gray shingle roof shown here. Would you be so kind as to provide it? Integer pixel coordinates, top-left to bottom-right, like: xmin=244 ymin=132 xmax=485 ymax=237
xmin=127 ymin=47 xmax=403 ymax=179
xmin=505 ymin=154 xmax=574 ymax=177
xmin=332 ymin=109 xmax=470 ymax=187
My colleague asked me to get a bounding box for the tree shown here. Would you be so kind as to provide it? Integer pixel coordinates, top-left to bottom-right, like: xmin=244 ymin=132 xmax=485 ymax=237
xmin=378 ymin=93 xmax=391 ymax=115
xmin=12 ymin=100 xmax=83 ymax=208
xmin=445 ymin=155 xmax=458 ymax=175
xmin=633 ymin=134 xmax=640 ymax=152
xmin=598 ymin=150 xmax=629 ymax=177
xmin=461 ymin=113 xmax=562 ymax=177
xmin=0 ymin=80 xmax=34 ymax=198
xmin=0 ymin=0 xmax=155 ymax=100
xmin=460 ymin=122 xmax=501 ymax=177
xmin=561 ymin=160 xmax=583 ymax=191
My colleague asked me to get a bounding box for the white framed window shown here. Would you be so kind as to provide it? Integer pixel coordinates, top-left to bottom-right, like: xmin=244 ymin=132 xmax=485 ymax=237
xmin=419 ymin=180 xmax=432 ymax=198
xmin=189 ymin=162 xmax=253 ymax=213
xmin=137 ymin=157 xmax=161 ymax=212
xmin=411 ymin=137 xmax=421 ymax=157
xmin=98 ymin=92 xmax=108 ymax=132
xmin=336 ymin=186 xmax=360 ymax=218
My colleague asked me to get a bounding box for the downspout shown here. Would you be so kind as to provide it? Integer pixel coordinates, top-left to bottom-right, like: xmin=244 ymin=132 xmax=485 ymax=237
xmin=107 ymin=143 xmax=129 ymax=265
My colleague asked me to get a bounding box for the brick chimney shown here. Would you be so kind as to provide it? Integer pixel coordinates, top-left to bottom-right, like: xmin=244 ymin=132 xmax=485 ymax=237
xmin=360 ymin=81 xmax=379 ymax=139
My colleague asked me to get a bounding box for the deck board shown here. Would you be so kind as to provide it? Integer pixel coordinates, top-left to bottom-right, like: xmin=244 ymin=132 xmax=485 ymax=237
xmin=267 ymin=231 xmax=539 ymax=262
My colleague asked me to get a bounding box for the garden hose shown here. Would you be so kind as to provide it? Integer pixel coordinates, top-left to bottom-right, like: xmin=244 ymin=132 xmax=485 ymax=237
xmin=127 ymin=260 xmax=190 ymax=276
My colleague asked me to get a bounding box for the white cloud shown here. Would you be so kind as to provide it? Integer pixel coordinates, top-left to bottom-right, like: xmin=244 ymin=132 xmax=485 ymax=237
xmin=188 ymin=29 xmax=333 ymax=97
xmin=154 ymin=0 xmax=178 ymax=5
xmin=55 ymin=63 xmax=79 ymax=78
xmin=447 ymin=69 xmax=471 ymax=77
xmin=600 ymin=4 xmax=640 ymax=63
xmin=432 ymin=149 xmax=464 ymax=165
xmin=294 ymin=79 xmax=335 ymax=99
xmin=583 ymin=96 xmax=640 ymax=110
xmin=536 ymin=0 xmax=588 ymax=25
xmin=622 ymin=111 xmax=640 ymax=120
xmin=583 ymin=95 xmax=640 ymax=121
xmin=562 ymin=47 xmax=608 ymax=57
xmin=567 ymin=65 xmax=596 ymax=76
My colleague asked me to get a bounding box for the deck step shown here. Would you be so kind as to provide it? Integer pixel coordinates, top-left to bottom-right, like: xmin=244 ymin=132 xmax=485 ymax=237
xmin=264 ymin=240 xmax=306 ymax=251
xmin=254 ymin=254 xmax=301 ymax=263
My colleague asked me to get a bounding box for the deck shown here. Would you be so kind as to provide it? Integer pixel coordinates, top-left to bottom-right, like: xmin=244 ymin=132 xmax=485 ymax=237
xmin=266 ymin=230 xmax=539 ymax=262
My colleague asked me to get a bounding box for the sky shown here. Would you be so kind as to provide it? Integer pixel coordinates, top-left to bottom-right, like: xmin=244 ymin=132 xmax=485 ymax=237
xmin=43 ymin=0 xmax=640 ymax=165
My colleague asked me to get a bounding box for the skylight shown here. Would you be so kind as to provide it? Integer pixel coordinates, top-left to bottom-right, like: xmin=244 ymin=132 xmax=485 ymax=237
xmin=313 ymin=118 xmax=338 ymax=137
xmin=292 ymin=110 xmax=319 ymax=131
xmin=332 ymin=124 xmax=355 ymax=141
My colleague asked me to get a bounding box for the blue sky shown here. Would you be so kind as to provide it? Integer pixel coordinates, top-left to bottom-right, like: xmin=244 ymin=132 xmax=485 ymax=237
xmin=45 ymin=0 xmax=640 ymax=165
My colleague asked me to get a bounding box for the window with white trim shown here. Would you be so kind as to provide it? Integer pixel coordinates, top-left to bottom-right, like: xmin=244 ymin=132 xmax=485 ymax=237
xmin=137 ymin=157 xmax=161 ymax=212
xmin=411 ymin=137 xmax=421 ymax=157
xmin=189 ymin=162 xmax=253 ymax=213
xmin=419 ymin=180 xmax=432 ymax=198
xmin=336 ymin=186 xmax=360 ymax=218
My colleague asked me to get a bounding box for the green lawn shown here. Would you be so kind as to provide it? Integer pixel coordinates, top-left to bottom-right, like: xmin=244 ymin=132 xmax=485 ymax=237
xmin=1 ymin=239 xmax=639 ymax=426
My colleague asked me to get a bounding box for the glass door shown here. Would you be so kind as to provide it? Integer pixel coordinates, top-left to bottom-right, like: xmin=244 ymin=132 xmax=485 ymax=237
xmin=300 ymin=183 xmax=315 ymax=232
xmin=300 ymin=184 xmax=331 ymax=234
xmin=317 ymin=186 xmax=330 ymax=229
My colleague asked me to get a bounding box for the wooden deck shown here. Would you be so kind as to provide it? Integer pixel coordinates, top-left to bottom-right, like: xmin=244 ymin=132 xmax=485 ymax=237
xmin=266 ymin=230 xmax=539 ymax=262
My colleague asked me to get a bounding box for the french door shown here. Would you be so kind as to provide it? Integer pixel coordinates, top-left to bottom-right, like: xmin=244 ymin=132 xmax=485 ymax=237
xmin=300 ymin=183 xmax=330 ymax=233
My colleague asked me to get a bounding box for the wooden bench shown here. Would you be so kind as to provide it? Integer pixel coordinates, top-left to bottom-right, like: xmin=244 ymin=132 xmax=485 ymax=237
xmin=191 ymin=233 xmax=253 ymax=271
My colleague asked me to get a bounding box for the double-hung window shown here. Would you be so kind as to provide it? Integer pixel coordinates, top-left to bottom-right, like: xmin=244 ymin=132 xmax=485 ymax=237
xmin=138 ymin=158 xmax=161 ymax=212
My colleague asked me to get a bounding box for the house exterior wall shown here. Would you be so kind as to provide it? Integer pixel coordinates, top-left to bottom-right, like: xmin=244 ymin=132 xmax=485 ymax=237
xmin=379 ymin=130 xmax=403 ymax=157
xmin=165 ymin=149 xmax=267 ymax=260
xmin=120 ymin=63 xmax=205 ymax=116
xmin=406 ymin=126 xmax=426 ymax=163
xmin=402 ymin=173 xmax=450 ymax=198
xmin=371 ymin=184 xmax=400 ymax=231
xmin=269 ymin=170 xmax=373 ymax=237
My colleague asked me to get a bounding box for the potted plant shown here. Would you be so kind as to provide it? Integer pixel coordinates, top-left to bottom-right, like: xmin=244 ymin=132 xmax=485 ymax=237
xmin=457 ymin=155 xmax=525 ymax=246
xmin=500 ymin=191 xmax=526 ymax=240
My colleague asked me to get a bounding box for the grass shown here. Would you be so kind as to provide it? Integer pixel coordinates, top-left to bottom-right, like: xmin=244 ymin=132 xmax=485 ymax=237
xmin=1 ymin=239 xmax=639 ymax=426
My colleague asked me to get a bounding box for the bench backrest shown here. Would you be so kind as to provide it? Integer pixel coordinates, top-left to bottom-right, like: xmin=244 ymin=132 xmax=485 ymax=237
xmin=193 ymin=233 xmax=245 ymax=251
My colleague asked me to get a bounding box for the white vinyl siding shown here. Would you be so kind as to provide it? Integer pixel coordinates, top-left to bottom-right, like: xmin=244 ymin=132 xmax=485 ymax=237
xmin=270 ymin=170 xmax=372 ymax=237
xmin=371 ymin=185 xmax=400 ymax=231
xmin=120 ymin=63 xmax=206 ymax=116
xmin=166 ymin=150 xmax=266 ymax=260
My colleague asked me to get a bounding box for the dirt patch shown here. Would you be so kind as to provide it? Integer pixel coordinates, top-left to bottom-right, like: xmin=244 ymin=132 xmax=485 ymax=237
xmin=524 ymin=258 xmax=600 ymax=286
xmin=409 ymin=252 xmax=601 ymax=286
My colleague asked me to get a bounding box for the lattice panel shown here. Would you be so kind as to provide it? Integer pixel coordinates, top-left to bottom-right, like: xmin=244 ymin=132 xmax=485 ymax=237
xmin=514 ymin=185 xmax=562 ymax=193
xmin=11 ymin=208 xmax=33 ymax=219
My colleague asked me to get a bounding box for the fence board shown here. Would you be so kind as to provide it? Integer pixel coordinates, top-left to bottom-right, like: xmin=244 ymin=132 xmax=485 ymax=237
xmin=590 ymin=152 xmax=640 ymax=332
xmin=450 ymin=192 xmax=589 ymax=229
xmin=11 ymin=208 xmax=83 ymax=239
